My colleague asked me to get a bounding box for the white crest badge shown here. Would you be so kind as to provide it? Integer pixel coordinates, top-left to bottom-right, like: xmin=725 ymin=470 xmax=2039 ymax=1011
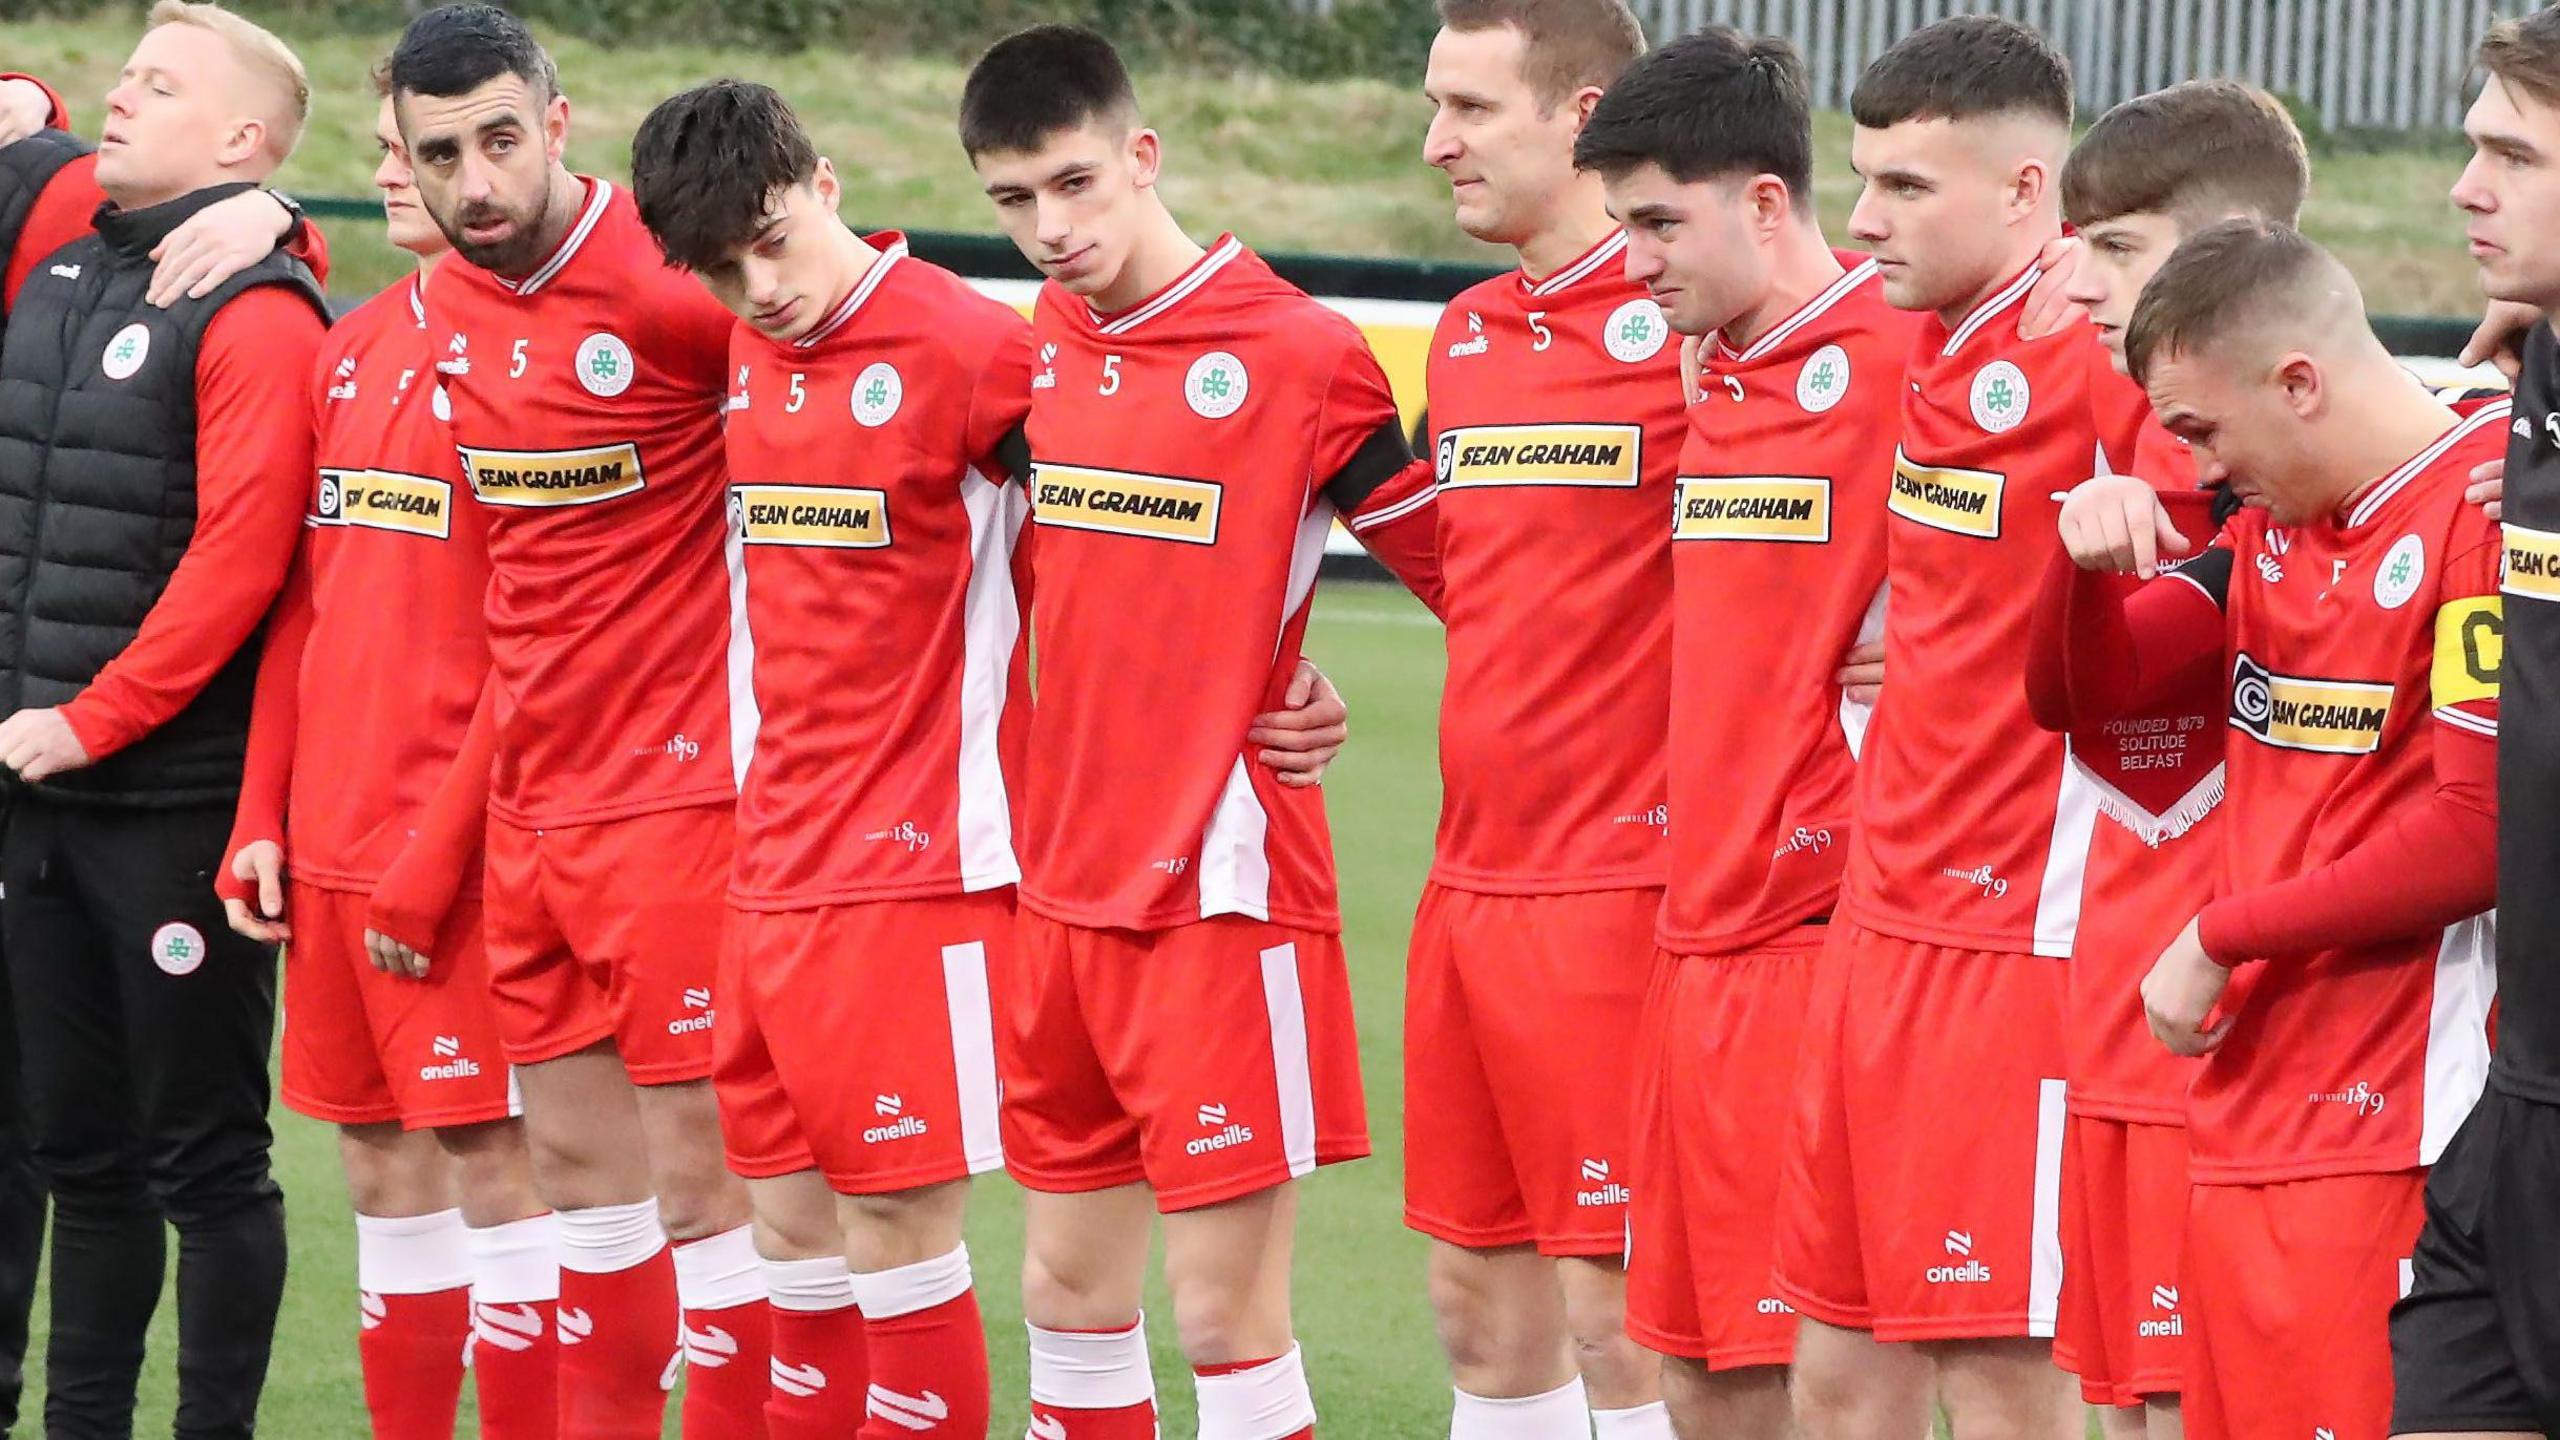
xmin=1185 ymin=350 xmax=1249 ymax=420
xmin=1603 ymin=298 xmax=1670 ymax=363
xmin=151 ymin=921 xmax=206 ymax=976
xmin=1797 ymin=344 xmax=1851 ymax=414
xmin=850 ymin=362 xmax=903 ymax=427
xmin=100 ymin=323 xmax=150 ymax=382
xmin=574 ymin=332 xmax=636 ymax=398
xmin=1970 ymin=359 xmax=2030 ymax=434
xmin=2374 ymin=534 xmax=2427 ymax=610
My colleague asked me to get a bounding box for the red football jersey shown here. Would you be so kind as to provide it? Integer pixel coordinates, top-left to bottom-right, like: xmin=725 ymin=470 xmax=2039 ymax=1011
xmin=289 ymin=271 xmax=493 ymax=890
xmin=1841 ymin=264 xmax=2152 ymax=954
xmin=722 ymin=237 xmax=1036 ymax=909
xmin=2185 ymin=403 xmax=2506 ymax=1184
xmin=1016 ymin=237 xmax=1398 ymax=932
xmin=1414 ymin=230 xmax=1678 ymax=894
xmin=423 ymin=179 xmax=738 ymax=828
xmin=1659 ymin=260 xmax=1915 ymax=954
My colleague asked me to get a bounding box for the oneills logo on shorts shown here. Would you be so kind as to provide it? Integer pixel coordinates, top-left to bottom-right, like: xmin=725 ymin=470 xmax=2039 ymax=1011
xmin=1031 ymin=464 xmax=1222 ymax=545
xmin=461 ymin=443 xmax=645 ymax=508
xmin=2504 ymin=524 xmax=2560 ymax=603
xmin=1438 ymin=423 xmax=1642 ymax=489
xmin=315 ymin=469 xmax=453 ymax=540
xmin=1889 ymin=451 xmax=2004 ymax=538
xmin=732 ymin=485 xmax=891 ymax=549
xmin=1674 ymin=476 xmax=1831 ymax=543
xmin=2228 ymin=653 xmax=2392 ymax=754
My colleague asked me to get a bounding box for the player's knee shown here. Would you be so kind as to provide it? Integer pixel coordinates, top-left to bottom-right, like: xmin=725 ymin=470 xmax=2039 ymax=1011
xmin=439 ymin=1122 xmax=543 ymax=1224
xmin=653 ymin=1170 xmax=746 ymax=1243
xmin=337 ymin=1122 xmax=447 ymax=1217
xmin=1167 ymin=1280 xmax=1289 ymax=1366
xmin=1020 ymin=1244 xmax=1127 ymax=1330
xmin=841 ymin=1180 xmax=968 ymax=1272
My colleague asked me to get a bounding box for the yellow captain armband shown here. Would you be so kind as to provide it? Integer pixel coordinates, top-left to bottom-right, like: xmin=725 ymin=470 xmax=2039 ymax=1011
xmin=2432 ymin=594 xmax=2504 ymax=711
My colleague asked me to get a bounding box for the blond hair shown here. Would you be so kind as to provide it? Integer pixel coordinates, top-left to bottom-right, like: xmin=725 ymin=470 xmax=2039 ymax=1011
xmin=146 ymin=0 xmax=310 ymax=164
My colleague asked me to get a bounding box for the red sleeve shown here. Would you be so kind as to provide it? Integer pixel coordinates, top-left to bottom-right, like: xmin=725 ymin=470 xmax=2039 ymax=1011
xmin=656 ymin=274 xmax=737 ymax=398
xmin=365 ymin=676 xmax=497 ymax=952
xmin=2022 ymin=540 xmax=2226 ymax=732
xmin=1312 ymin=332 xmax=1402 ymax=493
xmin=2091 ymin=343 xmax=2155 ymax=472
xmin=284 ymin=213 xmax=328 ymax=286
xmin=58 ymin=287 xmax=324 ymax=759
xmin=215 ymin=530 xmax=314 ymax=902
xmin=3 ymin=74 xmax=70 ymax=131
xmin=5 ymin=154 xmax=103 ymax=311
xmin=1342 ymin=454 xmax=1445 ymax=617
xmin=964 ymin=322 xmax=1034 ymax=480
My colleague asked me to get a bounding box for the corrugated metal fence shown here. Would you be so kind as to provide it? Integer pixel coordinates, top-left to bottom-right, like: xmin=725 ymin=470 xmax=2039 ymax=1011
xmin=1324 ymin=0 xmax=2544 ymax=132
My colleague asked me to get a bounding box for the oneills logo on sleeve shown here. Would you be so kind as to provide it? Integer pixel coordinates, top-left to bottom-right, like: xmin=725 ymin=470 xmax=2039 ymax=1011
xmin=1674 ymin=477 xmax=1832 ymax=543
xmin=461 ymin=443 xmax=646 ymax=507
xmin=1888 ymin=450 xmax=2005 ymax=539
xmin=2228 ymin=652 xmax=2392 ymax=754
xmin=1438 ymin=424 xmax=1643 ymax=489
xmin=313 ymin=469 xmax=454 ymax=540
xmin=1031 ymin=464 xmax=1223 ymax=545
xmin=2504 ymin=525 xmax=2560 ymax=603
xmin=732 ymin=485 xmax=892 ymax=548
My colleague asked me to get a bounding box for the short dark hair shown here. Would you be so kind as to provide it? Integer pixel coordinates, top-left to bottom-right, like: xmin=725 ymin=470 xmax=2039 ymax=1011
xmin=959 ymin=24 xmax=1139 ymax=159
xmin=389 ymin=3 xmax=557 ymax=105
xmin=2063 ymin=80 xmax=2309 ymax=230
xmin=2124 ymin=219 xmax=2363 ymax=386
xmin=1573 ymin=27 xmax=1811 ymax=200
xmin=1437 ymin=0 xmax=1647 ymax=107
xmin=629 ymin=80 xmax=820 ymax=273
xmin=1850 ymin=14 xmax=2071 ymax=130
xmin=2481 ymin=6 xmax=2560 ymax=110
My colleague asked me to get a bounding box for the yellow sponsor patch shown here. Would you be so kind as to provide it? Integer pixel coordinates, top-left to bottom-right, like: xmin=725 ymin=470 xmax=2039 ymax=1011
xmin=2228 ymin=652 xmax=2392 ymax=754
xmin=461 ymin=443 xmax=645 ymax=508
xmin=2503 ymin=524 xmax=2560 ymax=603
xmin=1888 ymin=450 xmax=2005 ymax=539
xmin=1672 ymin=477 xmax=1831 ymax=543
xmin=2432 ymin=594 xmax=2503 ymax=710
xmin=1437 ymin=423 xmax=1643 ymax=489
xmin=732 ymin=485 xmax=891 ymax=549
xmin=316 ymin=469 xmax=452 ymax=540
xmin=1031 ymin=464 xmax=1222 ymax=545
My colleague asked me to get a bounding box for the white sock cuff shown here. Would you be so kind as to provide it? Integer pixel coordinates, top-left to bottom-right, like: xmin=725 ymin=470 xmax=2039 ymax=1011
xmin=1195 ymin=1344 xmax=1316 ymax=1440
xmin=848 ymin=1244 xmax=971 ymax=1321
xmin=673 ymin=1223 xmax=765 ymax=1311
xmin=1588 ymin=1400 xmax=1675 ymax=1439
xmin=1450 ymin=1376 xmax=1590 ymax=1438
xmin=355 ymin=1208 xmax=471 ymax=1295
xmin=554 ymin=1199 xmax=667 ymax=1275
xmin=1027 ymin=1315 xmax=1156 ymax=1410
xmin=761 ymin=1254 xmax=858 ymax=1314
xmin=467 ymin=1212 xmax=562 ymax=1305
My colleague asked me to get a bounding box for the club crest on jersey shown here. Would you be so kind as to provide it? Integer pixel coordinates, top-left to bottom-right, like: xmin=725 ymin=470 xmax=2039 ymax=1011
xmin=2228 ymin=653 xmax=2391 ymax=754
xmin=1603 ymin=297 xmax=1670 ymax=363
xmin=1184 ymin=350 xmax=1249 ymax=419
xmin=100 ymin=323 xmax=150 ymax=381
xmin=1889 ymin=451 xmax=2004 ymax=539
xmin=150 ymin=921 xmax=205 ymax=977
xmin=733 ymin=484 xmax=891 ymax=548
xmin=849 ymin=362 xmax=903 ymax=427
xmin=1797 ymin=344 xmax=1850 ymax=414
xmin=1969 ymin=359 xmax=2030 ymax=434
xmin=1675 ymin=477 xmax=1831 ymax=543
xmin=2373 ymin=534 xmax=2426 ymax=609
xmin=2504 ymin=524 xmax=2560 ymax=603
xmin=1438 ymin=423 xmax=1642 ymax=489
xmin=574 ymin=331 xmax=636 ymax=398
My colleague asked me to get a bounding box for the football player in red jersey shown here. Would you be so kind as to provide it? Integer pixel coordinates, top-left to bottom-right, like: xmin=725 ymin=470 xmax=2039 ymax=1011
xmin=2017 ymin=80 xmax=2313 ymax=1440
xmin=2046 ymin=221 xmax=2500 ymax=1440
xmin=1770 ymin=16 xmax=2151 ymax=1439
xmin=1399 ymin=3 xmax=1676 ymax=1434
xmin=1573 ymin=28 xmax=1919 ymax=1440
xmin=219 ymin=79 xmax=557 ymax=1440
xmin=962 ymin=25 xmax=1430 ymax=1440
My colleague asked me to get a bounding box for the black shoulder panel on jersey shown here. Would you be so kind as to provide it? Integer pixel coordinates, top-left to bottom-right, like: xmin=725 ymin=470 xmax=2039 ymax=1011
xmin=2165 ymin=543 xmax=2235 ymax=610
xmin=1320 ymin=414 xmax=1416 ymax=515
xmin=990 ymin=421 xmax=1032 ymax=487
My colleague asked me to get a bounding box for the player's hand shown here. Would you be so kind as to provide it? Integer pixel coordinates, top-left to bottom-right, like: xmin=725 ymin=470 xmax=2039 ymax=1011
xmin=2018 ymin=234 xmax=2088 ymax=340
xmin=0 ymin=79 xmax=52 ymax=148
xmin=2058 ymin=474 xmax=2190 ymax=578
xmin=147 ymin=190 xmax=296 ymax=307
xmin=2466 ymin=456 xmax=2505 ymax=522
xmin=1248 ymin=658 xmax=1347 ymax=789
xmin=1836 ymin=640 xmax=1885 ymax=706
xmin=2459 ymin=300 xmax=2541 ymax=383
xmin=0 ymin=706 xmax=92 ymax=783
xmin=364 ymin=927 xmax=432 ymax=980
xmin=1678 ymin=333 xmax=1706 ymax=406
xmin=2142 ymin=917 xmax=2236 ymax=1057
xmin=223 ymin=840 xmax=290 ymax=944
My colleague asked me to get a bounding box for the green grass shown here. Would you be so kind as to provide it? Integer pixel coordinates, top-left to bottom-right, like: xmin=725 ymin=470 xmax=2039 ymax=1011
xmin=0 ymin=9 xmax=2494 ymax=313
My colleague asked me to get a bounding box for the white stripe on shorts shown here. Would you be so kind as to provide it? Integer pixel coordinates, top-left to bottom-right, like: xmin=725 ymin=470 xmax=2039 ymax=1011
xmin=941 ymin=940 xmax=1004 ymax=1175
xmin=2028 ymin=1076 xmax=2066 ymax=1337
xmin=1259 ymin=943 xmax=1317 ymax=1179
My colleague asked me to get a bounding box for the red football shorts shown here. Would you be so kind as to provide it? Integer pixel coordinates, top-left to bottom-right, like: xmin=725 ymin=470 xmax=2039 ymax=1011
xmin=482 ymin=803 xmax=730 ymax=1083
xmin=1624 ymin=927 xmax=1823 ymax=1368
xmin=2183 ymin=1172 xmax=2425 ymax=1440
xmin=2054 ymin=1115 xmax=2191 ymax=1406
xmin=1402 ymin=883 xmax=1658 ymax=1256
xmin=715 ymin=889 xmax=1011 ymax=1194
xmin=998 ymin=910 xmax=1369 ymax=1213
xmin=1770 ymin=920 xmax=2068 ymax=1342
xmin=281 ymin=883 xmax=517 ymax=1130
